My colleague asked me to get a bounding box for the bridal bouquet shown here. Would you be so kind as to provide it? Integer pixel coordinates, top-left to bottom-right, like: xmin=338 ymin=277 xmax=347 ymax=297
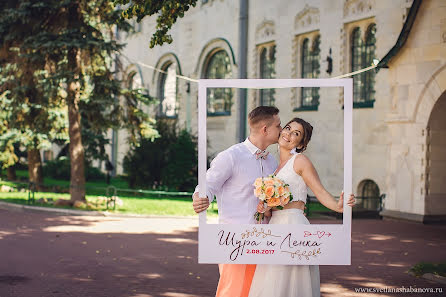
xmin=253 ymin=175 xmax=293 ymax=223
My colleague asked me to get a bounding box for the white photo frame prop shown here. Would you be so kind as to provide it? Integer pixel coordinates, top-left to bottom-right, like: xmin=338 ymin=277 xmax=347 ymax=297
xmin=198 ymin=79 xmax=353 ymax=265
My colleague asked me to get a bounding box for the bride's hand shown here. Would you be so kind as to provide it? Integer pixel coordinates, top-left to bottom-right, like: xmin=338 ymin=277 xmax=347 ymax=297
xmin=336 ymin=191 xmax=356 ymax=212
xmin=257 ymin=201 xmax=272 ymax=217
xmin=257 ymin=201 xmax=267 ymax=213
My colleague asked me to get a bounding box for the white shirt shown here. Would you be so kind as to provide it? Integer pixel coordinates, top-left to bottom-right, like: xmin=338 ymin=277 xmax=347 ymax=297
xmin=194 ymin=138 xmax=277 ymax=224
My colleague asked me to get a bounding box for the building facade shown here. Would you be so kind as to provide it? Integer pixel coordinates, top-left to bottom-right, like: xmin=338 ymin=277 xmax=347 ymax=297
xmin=117 ymin=0 xmax=446 ymax=223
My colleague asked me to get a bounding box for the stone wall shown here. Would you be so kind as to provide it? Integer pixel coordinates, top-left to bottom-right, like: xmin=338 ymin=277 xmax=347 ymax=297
xmin=118 ymin=0 xmax=446 ymax=221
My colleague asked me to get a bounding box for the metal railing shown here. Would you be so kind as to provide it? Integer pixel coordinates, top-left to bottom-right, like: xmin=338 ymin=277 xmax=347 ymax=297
xmin=305 ymin=194 xmax=386 ymax=217
xmin=1 ymin=180 xmax=193 ymax=210
xmin=2 ymin=179 xmax=385 ymax=216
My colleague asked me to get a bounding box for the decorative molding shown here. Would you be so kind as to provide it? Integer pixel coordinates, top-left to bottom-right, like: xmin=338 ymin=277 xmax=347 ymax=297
xmin=294 ymin=5 xmax=320 ymax=35
xmin=251 ymin=46 xmax=259 ymax=106
xmin=290 ymin=37 xmax=299 ymax=108
xmin=413 ymin=64 xmax=446 ymax=124
xmin=255 ymin=20 xmax=275 ymax=45
xmin=340 ymin=27 xmax=346 ymax=76
xmin=194 ymin=38 xmax=237 ymax=77
xmin=152 ymin=52 xmax=182 ymax=84
xmin=343 ymin=0 xmax=375 ymax=21
xmin=124 ymin=64 xmax=145 ymax=86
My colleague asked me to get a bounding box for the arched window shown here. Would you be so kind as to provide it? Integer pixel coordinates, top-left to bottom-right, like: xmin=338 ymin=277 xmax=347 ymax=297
xmin=126 ymin=69 xmax=146 ymax=110
xmin=204 ymin=50 xmax=233 ymax=115
xmin=357 ymin=179 xmax=380 ymax=210
xmin=157 ymin=62 xmax=177 ymax=118
xmin=351 ymin=24 xmax=376 ymax=106
xmin=364 ymin=24 xmax=376 ymax=102
xmin=301 ymin=35 xmax=320 ymax=108
xmin=259 ymin=45 xmax=276 ymax=106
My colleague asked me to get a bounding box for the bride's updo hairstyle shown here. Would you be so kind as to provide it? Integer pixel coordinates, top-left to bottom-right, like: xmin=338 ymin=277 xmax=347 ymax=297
xmin=285 ymin=117 xmax=313 ymax=153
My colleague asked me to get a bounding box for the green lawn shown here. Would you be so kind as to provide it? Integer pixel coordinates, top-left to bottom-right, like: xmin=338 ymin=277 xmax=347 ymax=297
xmin=306 ymin=202 xmax=330 ymax=212
xmin=1 ymin=169 xmax=220 ymax=217
xmin=1 ymin=169 xmax=328 ymax=218
xmin=2 ymin=169 xmax=129 ymax=195
xmin=0 ymin=191 xmax=219 ymax=217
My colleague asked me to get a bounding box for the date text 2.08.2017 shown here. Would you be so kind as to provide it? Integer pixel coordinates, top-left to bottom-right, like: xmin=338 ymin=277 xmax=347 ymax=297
xmin=246 ymin=249 xmax=275 ymax=254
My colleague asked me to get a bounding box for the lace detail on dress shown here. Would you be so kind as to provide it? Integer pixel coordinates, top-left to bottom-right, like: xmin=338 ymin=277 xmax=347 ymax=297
xmin=275 ymin=154 xmax=307 ymax=203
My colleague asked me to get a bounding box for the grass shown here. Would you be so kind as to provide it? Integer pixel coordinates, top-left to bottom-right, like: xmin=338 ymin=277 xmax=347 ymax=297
xmin=1 ymin=169 xmax=327 ymax=218
xmin=410 ymin=262 xmax=446 ymax=277
xmin=1 ymin=169 xmax=216 ymax=216
xmin=0 ymin=191 xmax=219 ymax=217
xmin=2 ymin=169 xmax=129 ymax=195
xmin=306 ymin=202 xmax=331 ymax=213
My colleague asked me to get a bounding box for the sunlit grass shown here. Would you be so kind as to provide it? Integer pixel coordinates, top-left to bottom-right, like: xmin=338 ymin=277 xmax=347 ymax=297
xmin=0 ymin=191 xmax=218 ymax=217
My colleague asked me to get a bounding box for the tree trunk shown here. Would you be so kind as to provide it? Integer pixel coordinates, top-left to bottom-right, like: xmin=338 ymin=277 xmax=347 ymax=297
xmin=27 ymin=149 xmax=43 ymax=190
xmin=67 ymin=45 xmax=86 ymax=202
xmin=6 ymin=166 xmax=16 ymax=181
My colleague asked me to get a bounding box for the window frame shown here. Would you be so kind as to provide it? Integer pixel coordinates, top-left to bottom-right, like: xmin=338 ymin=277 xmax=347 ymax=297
xmin=157 ymin=61 xmax=179 ymax=119
xmin=293 ymin=31 xmax=321 ymax=112
xmin=203 ymin=49 xmax=234 ymax=116
xmin=298 ymin=35 xmax=321 ymax=111
xmin=259 ymin=45 xmax=276 ymax=106
xmin=349 ymin=22 xmax=377 ymax=108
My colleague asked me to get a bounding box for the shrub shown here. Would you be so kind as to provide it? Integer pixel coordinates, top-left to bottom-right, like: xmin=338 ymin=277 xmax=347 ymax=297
xmin=161 ymin=129 xmax=198 ymax=191
xmin=43 ymin=157 xmax=105 ymax=182
xmin=43 ymin=157 xmax=71 ymax=180
xmin=409 ymin=262 xmax=446 ymax=277
xmin=123 ymin=119 xmax=198 ymax=191
xmin=85 ymin=166 xmax=106 ymax=181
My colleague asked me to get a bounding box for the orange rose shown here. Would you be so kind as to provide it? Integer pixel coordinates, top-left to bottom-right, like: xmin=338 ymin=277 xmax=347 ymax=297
xmin=264 ymin=179 xmax=275 ymax=186
xmin=254 ymin=187 xmax=263 ymax=197
xmin=277 ymin=186 xmax=285 ymax=196
xmin=265 ymin=186 xmax=275 ymax=198
xmin=254 ymin=178 xmax=263 ymax=188
xmin=267 ymin=197 xmax=281 ymax=207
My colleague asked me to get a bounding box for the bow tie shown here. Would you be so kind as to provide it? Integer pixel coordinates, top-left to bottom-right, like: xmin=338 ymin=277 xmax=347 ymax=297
xmin=255 ymin=149 xmax=269 ymax=160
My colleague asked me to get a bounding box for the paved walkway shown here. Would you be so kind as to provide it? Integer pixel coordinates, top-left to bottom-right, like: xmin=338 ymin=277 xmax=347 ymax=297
xmin=0 ymin=207 xmax=445 ymax=297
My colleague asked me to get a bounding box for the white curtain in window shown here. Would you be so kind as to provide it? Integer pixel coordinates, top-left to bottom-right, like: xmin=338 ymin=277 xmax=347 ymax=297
xmin=162 ymin=65 xmax=177 ymax=117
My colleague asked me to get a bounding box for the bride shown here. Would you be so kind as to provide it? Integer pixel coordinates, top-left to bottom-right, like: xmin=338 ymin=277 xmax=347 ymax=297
xmin=248 ymin=117 xmax=356 ymax=297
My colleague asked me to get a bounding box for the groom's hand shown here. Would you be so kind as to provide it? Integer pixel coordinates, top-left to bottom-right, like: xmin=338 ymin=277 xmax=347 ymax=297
xmin=193 ymin=192 xmax=210 ymax=213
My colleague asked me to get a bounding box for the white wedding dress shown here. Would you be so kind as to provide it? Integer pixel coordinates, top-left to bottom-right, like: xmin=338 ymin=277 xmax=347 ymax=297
xmin=248 ymin=153 xmax=320 ymax=297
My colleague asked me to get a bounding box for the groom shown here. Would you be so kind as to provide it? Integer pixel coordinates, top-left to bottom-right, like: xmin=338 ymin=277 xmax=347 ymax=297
xmin=193 ymin=106 xmax=282 ymax=297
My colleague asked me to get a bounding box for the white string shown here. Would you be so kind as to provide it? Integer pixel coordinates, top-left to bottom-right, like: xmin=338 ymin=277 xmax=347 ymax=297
xmin=137 ymin=62 xmax=199 ymax=83
xmin=332 ymin=64 xmax=377 ymax=79
xmin=136 ymin=60 xmax=379 ymax=86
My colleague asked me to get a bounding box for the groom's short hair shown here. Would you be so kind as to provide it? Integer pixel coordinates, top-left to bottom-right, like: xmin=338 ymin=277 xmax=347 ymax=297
xmin=248 ymin=106 xmax=279 ymax=127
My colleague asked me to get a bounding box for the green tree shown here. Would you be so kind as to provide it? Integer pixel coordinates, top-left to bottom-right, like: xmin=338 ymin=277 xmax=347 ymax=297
xmin=0 ymin=0 xmax=157 ymax=201
xmin=0 ymin=106 xmax=19 ymax=181
xmin=113 ymin=0 xmax=198 ymax=48
xmin=1 ymin=0 xmax=195 ymax=202
xmin=0 ymin=1 xmax=68 ymax=187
